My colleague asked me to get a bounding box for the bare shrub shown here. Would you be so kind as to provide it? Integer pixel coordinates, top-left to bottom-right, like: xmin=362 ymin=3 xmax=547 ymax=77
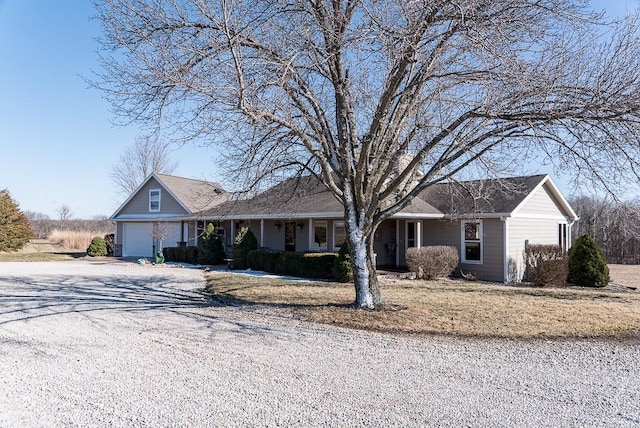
xmin=406 ymin=246 xmax=459 ymax=280
xmin=524 ymin=244 xmax=568 ymax=287
xmin=48 ymin=229 xmax=111 ymax=251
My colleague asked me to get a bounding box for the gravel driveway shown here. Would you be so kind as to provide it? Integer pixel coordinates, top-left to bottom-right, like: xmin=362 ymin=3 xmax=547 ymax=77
xmin=0 ymin=260 xmax=638 ymax=427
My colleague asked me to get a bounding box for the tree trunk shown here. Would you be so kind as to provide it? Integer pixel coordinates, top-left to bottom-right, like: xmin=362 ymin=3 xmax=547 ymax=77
xmin=346 ymin=221 xmax=383 ymax=309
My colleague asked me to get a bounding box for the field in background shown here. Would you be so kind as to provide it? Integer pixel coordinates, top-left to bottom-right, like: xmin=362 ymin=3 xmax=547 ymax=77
xmin=609 ymin=264 xmax=640 ymax=289
xmin=0 ymin=227 xmax=111 ymax=262
xmin=47 ymin=229 xmax=112 ymax=251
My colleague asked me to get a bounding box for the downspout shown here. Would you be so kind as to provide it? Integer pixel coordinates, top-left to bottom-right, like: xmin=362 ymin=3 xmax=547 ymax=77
xmin=568 ymin=220 xmax=575 ymax=249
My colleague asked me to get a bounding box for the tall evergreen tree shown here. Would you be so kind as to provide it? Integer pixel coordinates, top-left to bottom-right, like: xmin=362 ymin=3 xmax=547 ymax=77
xmin=0 ymin=189 xmax=34 ymax=252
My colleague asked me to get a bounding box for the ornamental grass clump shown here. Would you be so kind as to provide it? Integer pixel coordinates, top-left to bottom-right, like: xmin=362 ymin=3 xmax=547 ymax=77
xmin=406 ymin=246 xmax=459 ymax=280
xmin=568 ymin=234 xmax=610 ymax=287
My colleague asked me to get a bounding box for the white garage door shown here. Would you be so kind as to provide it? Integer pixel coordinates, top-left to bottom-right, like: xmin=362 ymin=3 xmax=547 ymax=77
xmin=123 ymin=223 xmax=153 ymax=257
xmin=123 ymin=223 xmax=183 ymax=257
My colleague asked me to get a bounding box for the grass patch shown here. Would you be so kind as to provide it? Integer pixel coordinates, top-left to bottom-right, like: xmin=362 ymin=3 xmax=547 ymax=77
xmin=0 ymin=252 xmax=81 ymax=262
xmin=0 ymin=240 xmax=86 ymax=262
xmin=206 ymin=273 xmax=640 ymax=340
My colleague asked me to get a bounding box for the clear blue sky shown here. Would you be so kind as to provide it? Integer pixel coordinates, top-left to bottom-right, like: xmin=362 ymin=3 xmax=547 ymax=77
xmin=0 ymin=1 xmax=636 ymax=219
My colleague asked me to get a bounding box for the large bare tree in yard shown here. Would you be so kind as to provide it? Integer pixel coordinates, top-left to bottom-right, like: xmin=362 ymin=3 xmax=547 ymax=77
xmin=94 ymin=0 xmax=640 ymax=308
xmin=112 ymin=134 xmax=179 ymax=194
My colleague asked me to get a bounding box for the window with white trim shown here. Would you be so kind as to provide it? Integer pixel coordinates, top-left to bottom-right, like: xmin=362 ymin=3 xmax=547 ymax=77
xmin=461 ymin=220 xmax=482 ymax=264
xmin=149 ymin=189 xmax=161 ymax=212
xmin=558 ymin=223 xmax=568 ymax=251
xmin=333 ymin=221 xmax=346 ymax=251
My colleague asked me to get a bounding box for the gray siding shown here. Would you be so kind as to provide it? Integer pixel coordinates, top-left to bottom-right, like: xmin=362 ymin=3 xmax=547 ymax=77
xmin=423 ymin=218 xmax=505 ymax=282
xmin=374 ymin=220 xmax=397 ymax=265
xmin=119 ymin=178 xmax=189 ymax=215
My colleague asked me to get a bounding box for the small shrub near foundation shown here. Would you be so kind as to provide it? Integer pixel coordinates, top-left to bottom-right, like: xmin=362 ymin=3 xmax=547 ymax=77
xmin=406 ymin=246 xmax=459 ymax=280
xmin=524 ymin=244 xmax=568 ymax=286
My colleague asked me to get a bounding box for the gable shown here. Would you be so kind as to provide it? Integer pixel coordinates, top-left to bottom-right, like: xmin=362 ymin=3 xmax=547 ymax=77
xmin=512 ymin=182 xmax=572 ymax=220
xmin=117 ymin=177 xmax=189 ymax=216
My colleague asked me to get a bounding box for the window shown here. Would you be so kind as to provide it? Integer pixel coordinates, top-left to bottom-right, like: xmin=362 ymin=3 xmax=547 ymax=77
xmin=314 ymin=220 xmax=328 ymax=251
xmin=149 ymin=189 xmax=161 ymax=212
xmin=558 ymin=223 xmax=568 ymax=251
xmin=334 ymin=221 xmax=346 ymax=251
xmin=407 ymin=222 xmax=416 ymax=248
xmin=462 ymin=220 xmax=482 ymax=264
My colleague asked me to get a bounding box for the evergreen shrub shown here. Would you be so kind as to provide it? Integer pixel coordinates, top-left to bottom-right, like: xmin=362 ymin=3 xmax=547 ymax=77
xmin=198 ymin=223 xmax=225 ymax=265
xmin=104 ymin=233 xmax=115 ymax=256
xmin=332 ymin=242 xmax=353 ymax=282
xmin=247 ymin=249 xmax=337 ymax=279
xmin=0 ymin=189 xmax=34 ymax=252
xmin=568 ymin=234 xmax=610 ymax=287
xmin=86 ymin=236 xmax=108 ymax=257
xmin=232 ymin=226 xmax=258 ymax=269
xmin=163 ymin=246 xmax=199 ymax=264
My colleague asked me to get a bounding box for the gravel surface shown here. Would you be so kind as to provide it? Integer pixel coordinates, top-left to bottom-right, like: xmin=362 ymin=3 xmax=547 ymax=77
xmin=0 ymin=260 xmax=638 ymax=427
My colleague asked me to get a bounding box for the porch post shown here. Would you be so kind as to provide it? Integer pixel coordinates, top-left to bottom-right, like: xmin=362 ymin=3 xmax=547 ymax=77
xmin=260 ymin=219 xmax=264 ymax=248
xmin=308 ymin=218 xmax=313 ymax=251
xmin=416 ymin=221 xmax=422 ymax=248
xmin=395 ymin=219 xmax=400 ymax=266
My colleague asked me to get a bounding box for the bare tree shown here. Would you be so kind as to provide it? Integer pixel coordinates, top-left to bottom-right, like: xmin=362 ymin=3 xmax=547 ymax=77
xmin=112 ymin=134 xmax=179 ymax=194
xmin=571 ymin=196 xmax=640 ymax=264
xmin=57 ymin=204 xmax=72 ymax=223
xmin=93 ymin=1 xmax=640 ymax=308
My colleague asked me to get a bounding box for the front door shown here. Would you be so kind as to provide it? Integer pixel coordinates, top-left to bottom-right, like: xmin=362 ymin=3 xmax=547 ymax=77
xmin=285 ymin=222 xmax=296 ymax=251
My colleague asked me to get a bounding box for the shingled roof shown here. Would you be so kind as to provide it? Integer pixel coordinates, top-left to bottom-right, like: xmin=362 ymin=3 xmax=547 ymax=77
xmin=155 ymin=173 xmax=228 ymax=213
xmin=196 ymin=173 xmax=569 ymax=220
xmin=419 ymin=174 xmax=548 ymax=215
xmin=196 ymin=175 xmax=442 ymax=219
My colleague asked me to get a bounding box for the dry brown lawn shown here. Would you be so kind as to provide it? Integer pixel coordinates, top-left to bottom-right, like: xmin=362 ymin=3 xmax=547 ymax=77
xmin=0 ymin=240 xmax=85 ymax=262
xmin=206 ymin=270 xmax=640 ymax=340
xmin=609 ymin=264 xmax=640 ymax=289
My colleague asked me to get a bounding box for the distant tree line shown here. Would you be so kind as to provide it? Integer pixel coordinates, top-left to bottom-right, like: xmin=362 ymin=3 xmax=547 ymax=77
xmin=570 ymin=196 xmax=640 ymax=264
xmin=24 ymin=212 xmax=112 ymax=239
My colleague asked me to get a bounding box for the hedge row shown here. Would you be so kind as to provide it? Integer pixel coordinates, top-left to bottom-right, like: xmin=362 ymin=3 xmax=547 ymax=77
xmin=163 ymin=246 xmax=199 ymax=264
xmin=247 ymin=249 xmax=338 ymax=279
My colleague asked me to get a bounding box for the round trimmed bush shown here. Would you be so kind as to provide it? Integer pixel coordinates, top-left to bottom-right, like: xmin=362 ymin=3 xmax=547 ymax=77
xmin=86 ymin=236 xmax=108 ymax=257
xmin=568 ymin=234 xmax=609 ymax=287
